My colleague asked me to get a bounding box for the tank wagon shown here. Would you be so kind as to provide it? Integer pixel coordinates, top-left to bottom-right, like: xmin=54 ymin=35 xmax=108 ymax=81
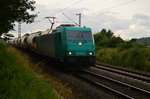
xmin=10 ymin=24 xmax=95 ymax=69
xmin=20 ymin=34 xmax=29 ymax=48
xmin=26 ymin=31 xmax=42 ymax=50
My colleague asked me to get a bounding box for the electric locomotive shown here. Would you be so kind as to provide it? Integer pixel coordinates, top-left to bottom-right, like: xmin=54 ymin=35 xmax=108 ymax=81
xmin=35 ymin=24 xmax=95 ymax=69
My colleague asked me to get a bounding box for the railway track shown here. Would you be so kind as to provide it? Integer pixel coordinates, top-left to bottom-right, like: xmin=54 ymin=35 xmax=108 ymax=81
xmin=94 ymin=62 xmax=150 ymax=83
xmin=76 ymin=69 xmax=150 ymax=99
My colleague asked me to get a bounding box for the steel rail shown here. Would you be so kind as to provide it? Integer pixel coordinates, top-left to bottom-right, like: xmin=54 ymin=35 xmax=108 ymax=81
xmin=83 ymin=70 xmax=150 ymax=97
xmin=95 ymin=62 xmax=150 ymax=83
xmin=75 ymin=74 xmax=133 ymax=99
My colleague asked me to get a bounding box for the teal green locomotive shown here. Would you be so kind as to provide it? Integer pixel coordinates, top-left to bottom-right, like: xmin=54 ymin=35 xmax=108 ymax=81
xmin=35 ymin=25 xmax=95 ymax=68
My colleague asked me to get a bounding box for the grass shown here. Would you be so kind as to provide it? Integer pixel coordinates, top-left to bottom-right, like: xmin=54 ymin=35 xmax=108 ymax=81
xmin=0 ymin=42 xmax=60 ymax=99
xmin=96 ymin=46 xmax=150 ymax=73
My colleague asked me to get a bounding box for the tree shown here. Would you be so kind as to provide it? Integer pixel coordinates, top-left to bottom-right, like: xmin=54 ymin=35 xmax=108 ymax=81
xmin=0 ymin=0 xmax=37 ymax=36
xmin=94 ymin=28 xmax=123 ymax=48
xmin=109 ymin=37 xmax=124 ymax=47
xmin=100 ymin=29 xmax=114 ymax=38
xmin=131 ymin=38 xmax=136 ymax=42
xmin=107 ymin=30 xmax=114 ymax=37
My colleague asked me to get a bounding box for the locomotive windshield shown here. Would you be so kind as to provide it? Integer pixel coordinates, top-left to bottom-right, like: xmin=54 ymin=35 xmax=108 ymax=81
xmin=67 ymin=31 xmax=92 ymax=40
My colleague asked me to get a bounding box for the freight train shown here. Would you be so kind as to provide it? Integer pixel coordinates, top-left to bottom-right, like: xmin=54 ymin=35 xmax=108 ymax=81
xmin=8 ymin=24 xmax=95 ymax=69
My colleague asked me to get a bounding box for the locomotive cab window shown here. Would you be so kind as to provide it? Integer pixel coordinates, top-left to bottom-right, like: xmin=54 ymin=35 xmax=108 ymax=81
xmin=67 ymin=31 xmax=92 ymax=40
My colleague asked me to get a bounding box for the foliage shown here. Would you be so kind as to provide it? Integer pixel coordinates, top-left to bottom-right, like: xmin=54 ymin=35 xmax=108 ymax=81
xmin=94 ymin=29 xmax=123 ymax=48
xmin=96 ymin=46 xmax=150 ymax=72
xmin=0 ymin=0 xmax=37 ymax=35
xmin=118 ymin=41 xmax=142 ymax=50
xmin=0 ymin=43 xmax=59 ymax=99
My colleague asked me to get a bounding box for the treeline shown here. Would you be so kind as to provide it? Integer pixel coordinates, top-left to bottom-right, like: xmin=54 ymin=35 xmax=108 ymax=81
xmin=94 ymin=29 xmax=150 ymax=72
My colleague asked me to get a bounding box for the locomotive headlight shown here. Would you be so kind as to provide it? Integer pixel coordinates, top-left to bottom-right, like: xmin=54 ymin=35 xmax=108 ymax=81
xmin=69 ymin=52 xmax=72 ymax=55
xmin=89 ymin=52 xmax=92 ymax=55
xmin=79 ymin=42 xmax=82 ymax=46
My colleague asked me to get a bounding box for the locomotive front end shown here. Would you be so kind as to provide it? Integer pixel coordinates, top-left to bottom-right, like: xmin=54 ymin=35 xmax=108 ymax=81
xmin=65 ymin=27 xmax=95 ymax=67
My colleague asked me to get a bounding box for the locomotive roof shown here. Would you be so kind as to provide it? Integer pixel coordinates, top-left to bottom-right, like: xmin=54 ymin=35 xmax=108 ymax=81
xmin=56 ymin=24 xmax=76 ymax=28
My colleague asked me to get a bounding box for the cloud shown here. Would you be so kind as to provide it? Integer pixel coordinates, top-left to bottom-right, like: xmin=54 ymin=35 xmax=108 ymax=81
xmin=87 ymin=12 xmax=150 ymax=39
xmin=115 ymin=24 xmax=150 ymax=40
xmin=133 ymin=14 xmax=149 ymax=20
xmin=9 ymin=4 xmax=150 ymax=40
xmin=114 ymin=14 xmax=150 ymax=39
xmin=133 ymin=14 xmax=150 ymax=28
xmin=85 ymin=12 xmax=150 ymax=39
xmin=82 ymin=11 xmax=131 ymax=33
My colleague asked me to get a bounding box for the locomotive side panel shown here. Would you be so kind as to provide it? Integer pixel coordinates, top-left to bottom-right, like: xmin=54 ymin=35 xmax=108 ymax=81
xmin=54 ymin=33 xmax=63 ymax=61
xmin=36 ymin=34 xmax=56 ymax=58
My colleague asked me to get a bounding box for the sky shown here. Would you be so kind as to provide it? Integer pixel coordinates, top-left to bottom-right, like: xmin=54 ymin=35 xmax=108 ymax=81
xmin=11 ymin=0 xmax=150 ymax=40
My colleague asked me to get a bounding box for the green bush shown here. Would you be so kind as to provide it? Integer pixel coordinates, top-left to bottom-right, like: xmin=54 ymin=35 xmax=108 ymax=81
xmin=0 ymin=43 xmax=59 ymax=99
xmin=96 ymin=46 xmax=150 ymax=72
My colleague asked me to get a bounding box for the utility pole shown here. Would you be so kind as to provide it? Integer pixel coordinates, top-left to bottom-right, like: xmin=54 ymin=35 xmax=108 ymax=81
xmin=76 ymin=13 xmax=81 ymax=27
xmin=45 ymin=17 xmax=56 ymax=30
xmin=18 ymin=22 xmax=21 ymax=38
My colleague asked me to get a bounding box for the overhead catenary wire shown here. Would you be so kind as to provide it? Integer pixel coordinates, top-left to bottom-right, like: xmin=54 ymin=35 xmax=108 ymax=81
xmin=49 ymin=0 xmax=83 ymax=16
xmin=97 ymin=0 xmax=137 ymax=13
xmin=62 ymin=13 xmax=79 ymax=27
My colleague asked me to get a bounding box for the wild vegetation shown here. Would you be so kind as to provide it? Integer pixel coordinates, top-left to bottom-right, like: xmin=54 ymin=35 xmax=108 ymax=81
xmin=0 ymin=43 xmax=60 ymax=99
xmin=94 ymin=29 xmax=150 ymax=72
